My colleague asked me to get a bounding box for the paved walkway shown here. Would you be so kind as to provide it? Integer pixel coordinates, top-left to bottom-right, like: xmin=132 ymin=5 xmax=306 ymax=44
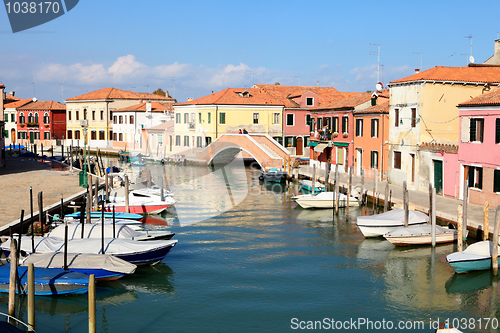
xmin=297 ymin=165 xmax=495 ymax=237
xmin=0 ymin=154 xmax=84 ymax=229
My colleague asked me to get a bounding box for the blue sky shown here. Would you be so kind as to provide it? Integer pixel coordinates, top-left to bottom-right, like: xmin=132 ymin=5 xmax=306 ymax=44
xmin=1 ymin=0 xmax=499 ymax=103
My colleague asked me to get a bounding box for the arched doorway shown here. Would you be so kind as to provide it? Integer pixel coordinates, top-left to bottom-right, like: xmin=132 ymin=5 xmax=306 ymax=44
xmin=10 ymin=129 xmax=16 ymax=144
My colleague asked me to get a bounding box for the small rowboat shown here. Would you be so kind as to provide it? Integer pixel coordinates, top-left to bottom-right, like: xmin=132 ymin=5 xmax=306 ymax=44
xmin=356 ymin=209 xmax=429 ymax=238
xmin=384 ymin=225 xmax=461 ymax=246
xmin=446 ymin=241 xmax=500 ymax=274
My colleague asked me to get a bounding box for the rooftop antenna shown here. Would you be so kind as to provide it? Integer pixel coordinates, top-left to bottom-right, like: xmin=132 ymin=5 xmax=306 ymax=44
xmin=246 ymin=71 xmax=255 ymax=87
xmin=172 ymin=77 xmax=176 ymax=98
xmin=370 ymin=43 xmax=380 ymax=83
xmin=413 ymin=52 xmax=422 ymax=71
xmin=464 ymin=35 xmax=474 ymax=63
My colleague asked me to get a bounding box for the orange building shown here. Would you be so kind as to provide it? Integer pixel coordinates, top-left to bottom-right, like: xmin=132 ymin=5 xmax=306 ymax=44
xmin=353 ymin=97 xmax=389 ymax=180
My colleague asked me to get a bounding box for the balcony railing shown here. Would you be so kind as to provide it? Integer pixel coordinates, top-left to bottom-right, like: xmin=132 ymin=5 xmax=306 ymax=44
xmin=26 ymin=122 xmax=39 ymax=128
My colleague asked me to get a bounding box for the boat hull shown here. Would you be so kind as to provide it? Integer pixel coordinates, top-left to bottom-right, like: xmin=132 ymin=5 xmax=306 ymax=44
xmin=106 ymin=203 xmax=171 ymax=214
xmin=448 ymin=257 xmax=498 ymax=274
xmin=115 ymin=242 xmax=177 ymax=265
xmin=385 ymin=233 xmax=457 ymax=246
xmin=357 ymin=222 xmax=428 ymax=238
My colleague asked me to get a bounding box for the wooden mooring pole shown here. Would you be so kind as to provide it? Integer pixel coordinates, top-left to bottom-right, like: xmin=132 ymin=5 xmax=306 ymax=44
xmin=403 ymin=181 xmax=409 ymax=228
xmin=8 ymin=238 xmax=18 ymax=325
xmin=431 ymin=187 xmax=436 ymax=247
xmin=384 ymin=182 xmax=389 ymax=212
xmin=484 ymin=201 xmax=489 ymax=241
xmin=457 ymin=204 xmax=463 ymax=252
xmin=492 ymin=206 xmax=500 ymax=275
xmin=28 ymin=263 xmax=35 ymax=331
xmin=88 ymin=274 xmax=96 ymax=333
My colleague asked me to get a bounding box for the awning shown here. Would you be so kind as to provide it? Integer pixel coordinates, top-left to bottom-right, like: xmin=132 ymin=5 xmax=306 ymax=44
xmin=308 ymin=142 xmax=319 ymax=147
xmin=334 ymin=142 xmax=349 ymax=147
xmin=314 ymin=143 xmax=328 ymax=153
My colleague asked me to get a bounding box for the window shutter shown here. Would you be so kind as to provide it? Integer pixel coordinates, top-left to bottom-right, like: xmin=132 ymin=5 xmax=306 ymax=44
xmin=478 ymin=168 xmax=483 ymax=189
xmin=480 ymin=119 xmax=484 ymax=142
xmin=496 ymin=119 xmax=500 ymax=144
xmin=461 ymin=116 xmax=470 ymax=143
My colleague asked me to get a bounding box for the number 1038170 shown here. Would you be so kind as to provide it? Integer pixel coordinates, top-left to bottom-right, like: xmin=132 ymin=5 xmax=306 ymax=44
xmin=5 ymin=2 xmax=60 ymax=14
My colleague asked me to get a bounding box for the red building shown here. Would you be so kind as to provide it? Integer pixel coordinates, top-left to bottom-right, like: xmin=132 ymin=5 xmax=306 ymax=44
xmin=17 ymin=99 xmax=66 ymax=145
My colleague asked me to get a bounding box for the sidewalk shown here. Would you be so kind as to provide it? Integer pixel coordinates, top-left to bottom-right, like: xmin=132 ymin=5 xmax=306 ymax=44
xmin=297 ymin=165 xmax=494 ymax=237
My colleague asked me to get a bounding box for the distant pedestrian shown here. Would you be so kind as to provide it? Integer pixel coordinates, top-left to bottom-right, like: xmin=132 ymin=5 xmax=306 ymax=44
xmin=239 ymin=129 xmax=242 ymax=134
xmin=243 ymin=129 xmax=248 ymax=134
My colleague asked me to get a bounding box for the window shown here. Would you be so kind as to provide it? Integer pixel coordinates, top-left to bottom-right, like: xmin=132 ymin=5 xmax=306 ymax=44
xmin=273 ymin=113 xmax=280 ymax=124
xmin=92 ymin=110 xmax=95 ymax=121
xmin=175 ymin=113 xmax=181 ymax=124
xmin=75 ymin=130 xmax=81 ymax=139
xmin=287 ymin=114 xmax=294 ymax=126
xmin=184 ymin=135 xmax=189 ymax=146
xmin=337 ymin=148 xmax=344 ymax=165
xmin=494 ymin=170 xmax=500 ymax=193
xmin=18 ymin=132 xmax=27 ymax=139
xmin=158 ymin=134 xmax=163 ymax=147
xmin=43 ymin=113 xmax=49 ymax=124
xmin=4 ymin=114 xmax=7 ymax=122
xmin=99 ymin=131 xmax=105 ymax=140
xmin=411 ymin=108 xmax=416 ymax=128
xmin=100 ymin=110 xmax=104 ymax=120
xmin=83 ymin=109 xmax=87 ymax=120
xmin=44 ymin=132 xmax=50 ymax=140
xmin=470 ymin=118 xmax=484 ymax=142
xmin=4 ymin=130 xmax=8 ymax=137
xmin=342 ymin=116 xmax=349 ymax=133
xmin=197 ymin=136 xmax=203 ymax=148
xmin=119 ymin=133 xmax=123 ymax=142
xmin=113 ymin=132 xmax=117 ymax=141
xmin=110 ymin=110 xmax=114 ymax=121
xmin=306 ymin=97 xmax=314 ymax=106
xmin=130 ymin=116 xmax=134 ymax=124
xmin=371 ymin=151 xmax=379 ymax=169
xmin=34 ymin=113 xmax=38 ymax=124
xmin=208 ymin=112 xmax=211 ymax=124
xmin=184 ymin=113 xmax=189 ymax=124
xmin=332 ymin=117 xmax=339 ymax=133
xmin=496 ymin=119 xmax=500 ymax=144
xmin=468 ymin=166 xmax=483 ymax=189
xmin=28 ymin=113 xmax=33 ymax=123
xmin=253 ymin=113 xmax=259 ymax=124
xmin=394 ymin=151 xmax=401 ymax=169
xmin=19 ymin=113 xmax=25 ymax=124
xmin=219 ymin=112 xmax=226 ymax=124
xmin=113 ymin=116 xmax=117 ymax=124
xmin=175 ymin=135 xmax=181 ymax=146
xmin=198 ymin=113 xmax=202 ymax=124
xmin=76 ymin=110 xmax=79 ymax=121
xmin=91 ymin=131 xmax=97 ymax=140
xmin=317 ymin=117 xmax=323 ymax=130
xmin=67 ymin=130 xmax=72 ymax=139
xmin=109 ymin=131 xmax=113 ymax=140
xmin=356 ymin=119 xmax=363 ymax=137
xmin=395 ymin=109 xmax=399 ymax=127
xmin=68 ymin=111 xmax=71 ymax=121
xmin=11 ymin=114 xmax=15 ymax=122
xmin=371 ymin=119 xmax=379 ymax=138
xmin=119 ymin=116 xmax=123 ymax=124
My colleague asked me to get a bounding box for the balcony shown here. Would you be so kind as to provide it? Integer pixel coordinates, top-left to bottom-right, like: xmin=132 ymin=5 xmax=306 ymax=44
xmin=26 ymin=122 xmax=39 ymax=128
xmin=188 ymin=122 xmax=195 ymax=130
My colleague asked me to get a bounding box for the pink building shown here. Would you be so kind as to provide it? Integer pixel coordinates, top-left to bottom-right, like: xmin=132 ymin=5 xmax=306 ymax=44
xmin=457 ymin=87 xmax=500 ymax=206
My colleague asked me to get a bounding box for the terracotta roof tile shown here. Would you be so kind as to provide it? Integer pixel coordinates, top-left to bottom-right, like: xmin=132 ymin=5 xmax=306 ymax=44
xmin=354 ymin=98 xmax=389 ymax=114
xmin=113 ymin=102 xmax=173 ymax=112
xmin=4 ymin=94 xmax=21 ymax=104
xmin=458 ymin=87 xmax=500 ymax=106
xmin=18 ymin=100 xmax=66 ymax=110
xmin=390 ymin=66 xmax=500 ymax=85
xmin=4 ymin=98 xmax=33 ymax=109
xmin=67 ymin=87 xmax=172 ymax=101
xmin=254 ymin=84 xmax=346 ymax=108
xmin=176 ymin=88 xmax=283 ymax=106
xmin=312 ymin=92 xmax=374 ymax=110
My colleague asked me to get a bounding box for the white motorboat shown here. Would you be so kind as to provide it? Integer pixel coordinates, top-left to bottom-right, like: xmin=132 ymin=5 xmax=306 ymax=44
xmin=384 ymin=225 xmax=460 ymax=246
xmin=355 ymin=209 xmax=429 ymax=238
xmin=47 ymin=223 xmax=175 ymax=241
xmin=293 ymin=191 xmax=359 ymax=209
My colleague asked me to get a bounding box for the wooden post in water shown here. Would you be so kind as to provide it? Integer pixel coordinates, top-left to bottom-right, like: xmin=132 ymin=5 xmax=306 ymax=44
xmin=372 ymin=169 xmax=377 ymax=209
xmin=492 ymin=206 xmax=500 ymax=275
xmin=125 ymin=175 xmax=130 ymax=213
xmin=101 ymin=202 xmax=105 ymax=255
xmin=161 ymin=175 xmax=165 ymax=202
xmin=484 ymin=201 xmax=489 ymax=241
xmin=88 ymin=274 xmax=96 ymax=333
xmin=147 ymin=169 xmax=152 ymax=189
xmin=94 ymin=176 xmax=99 ymax=209
xmin=428 ymin=183 xmax=433 ymax=224
xmin=38 ymin=191 xmax=43 ymax=227
xmin=8 ymin=238 xmax=17 ymax=325
xmin=346 ymin=167 xmax=352 ymax=216
xmin=335 ymin=164 xmax=340 ymax=214
xmin=30 ymin=187 xmax=34 ymax=252
xmin=462 ymin=178 xmax=468 ymax=240
xmin=457 ymin=204 xmax=463 ymax=252
xmin=311 ymin=165 xmax=316 ymax=195
xmin=389 ymin=190 xmax=392 ymax=208
xmin=28 ymin=263 xmax=35 ymax=332
xmin=384 ymin=182 xmax=389 ymax=212
xmin=431 ymin=187 xmax=436 ymax=247
xmin=360 ymin=168 xmax=365 ymax=205
xmin=86 ymin=186 xmax=91 ymax=225
xmin=113 ymin=206 xmax=116 ymax=238
xmin=325 ymin=165 xmax=330 ymax=193
xmin=403 ymin=181 xmax=409 ymax=227
xmin=105 ymin=170 xmax=109 ymax=203
xmin=80 ymin=194 xmax=85 ymax=238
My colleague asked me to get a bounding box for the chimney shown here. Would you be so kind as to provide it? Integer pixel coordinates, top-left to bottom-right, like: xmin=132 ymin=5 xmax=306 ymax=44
xmin=415 ymin=69 xmax=420 ymax=74
xmin=9 ymin=91 xmax=14 ymax=96
xmin=187 ymin=98 xmax=193 ymax=101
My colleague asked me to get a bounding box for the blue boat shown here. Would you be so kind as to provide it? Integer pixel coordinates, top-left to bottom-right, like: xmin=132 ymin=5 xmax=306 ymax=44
xmin=64 ymin=211 xmax=144 ymax=220
xmin=446 ymin=241 xmax=500 ymax=274
xmin=0 ymin=264 xmax=89 ymax=296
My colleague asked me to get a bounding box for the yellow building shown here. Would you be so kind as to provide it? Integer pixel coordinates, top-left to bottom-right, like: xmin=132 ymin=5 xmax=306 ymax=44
xmin=387 ymin=66 xmax=500 ymax=195
xmin=65 ymin=88 xmax=173 ymax=149
xmin=173 ymin=88 xmax=285 ymax=153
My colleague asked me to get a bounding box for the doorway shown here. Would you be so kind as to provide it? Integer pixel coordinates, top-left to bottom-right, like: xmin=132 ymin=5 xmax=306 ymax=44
xmin=296 ymin=137 xmax=303 ymax=156
xmin=410 ymin=153 xmax=415 ymax=184
xmin=434 ymin=160 xmax=443 ymax=194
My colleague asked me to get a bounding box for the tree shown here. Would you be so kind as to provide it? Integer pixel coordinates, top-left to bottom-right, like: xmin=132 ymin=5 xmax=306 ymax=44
xmin=274 ymin=82 xmax=280 ymax=85
xmin=152 ymin=88 xmax=166 ymax=97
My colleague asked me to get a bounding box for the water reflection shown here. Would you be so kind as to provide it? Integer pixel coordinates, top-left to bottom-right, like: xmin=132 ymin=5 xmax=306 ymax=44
xmin=118 ymin=263 xmax=175 ymax=295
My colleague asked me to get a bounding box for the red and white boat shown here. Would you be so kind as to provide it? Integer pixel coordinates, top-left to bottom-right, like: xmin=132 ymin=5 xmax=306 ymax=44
xmin=105 ymin=190 xmax=176 ymax=214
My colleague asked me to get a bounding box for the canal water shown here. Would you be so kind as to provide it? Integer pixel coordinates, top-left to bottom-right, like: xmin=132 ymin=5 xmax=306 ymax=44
xmin=1 ymin=159 xmax=499 ymax=332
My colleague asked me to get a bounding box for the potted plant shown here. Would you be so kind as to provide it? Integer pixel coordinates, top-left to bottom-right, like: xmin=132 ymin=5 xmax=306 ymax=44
xmin=332 ymin=132 xmax=338 ymax=138
xmin=43 ymin=124 xmax=49 ymax=128
xmin=19 ymin=123 xmax=25 ymax=128
xmin=343 ymin=133 xmax=348 ymax=138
